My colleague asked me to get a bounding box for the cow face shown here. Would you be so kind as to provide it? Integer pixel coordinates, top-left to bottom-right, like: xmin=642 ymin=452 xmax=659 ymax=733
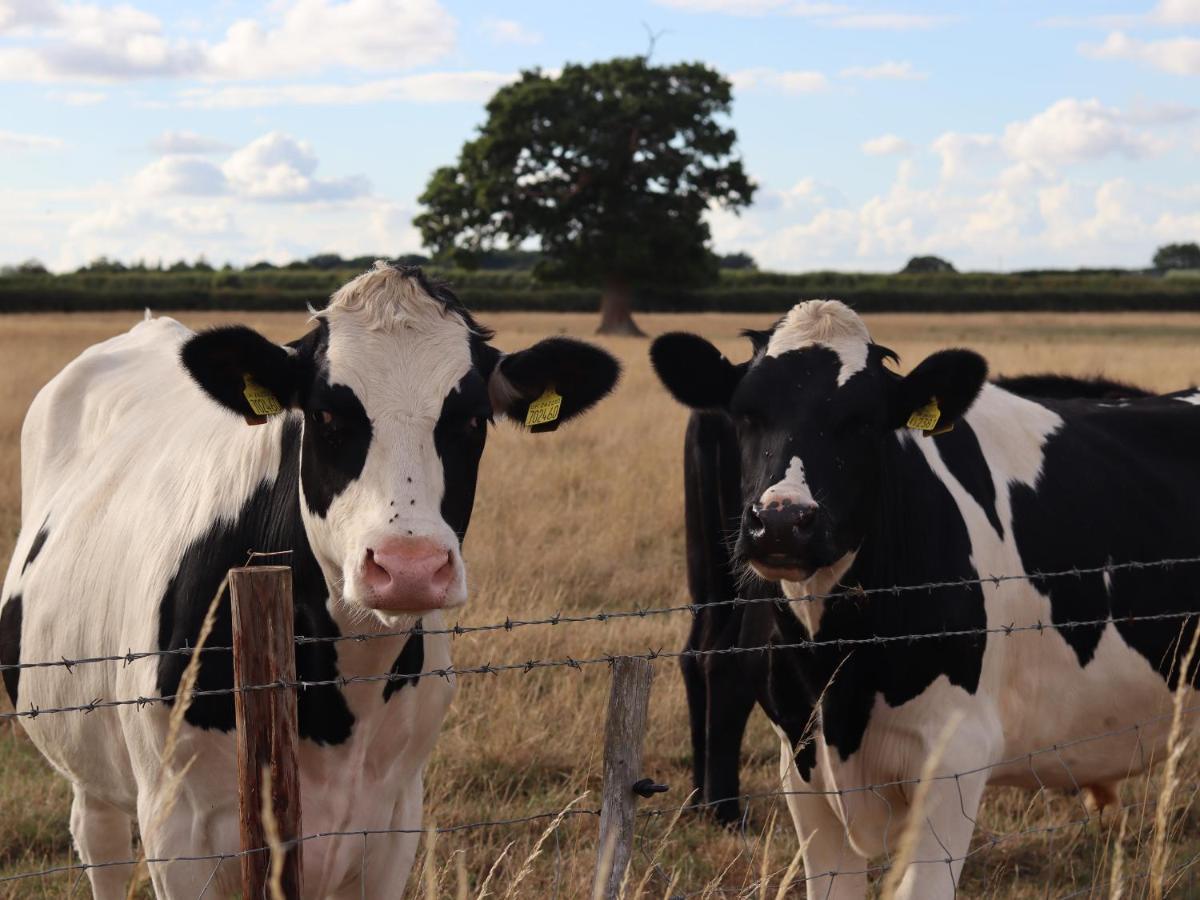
xmin=651 ymin=300 xmax=986 ymax=585
xmin=182 ymin=263 xmax=619 ymax=623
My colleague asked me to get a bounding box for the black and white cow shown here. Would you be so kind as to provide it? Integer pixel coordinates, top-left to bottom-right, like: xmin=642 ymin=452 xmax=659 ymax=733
xmin=0 ymin=262 xmax=618 ymax=898
xmin=679 ymin=375 xmax=1153 ymax=829
xmin=653 ymin=299 xmax=1200 ymax=899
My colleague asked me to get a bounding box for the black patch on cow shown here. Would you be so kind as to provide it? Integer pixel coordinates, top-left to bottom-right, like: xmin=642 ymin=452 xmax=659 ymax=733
xmin=383 ymin=622 xmax=424 ymax=702
xmin=801 ymin=436 xmax=987 ymax=767
xmin=20 ymin=524 xmax=49 ymax=574
xmin=933 ymin=421 xmax=1003 ymax=538
xmin=1011 ymin=396 xmax=1200 ymax=677
xmin=433 ymin=372 xmax=490 ymax=540
xmin=0 ymin=595 xmax=21 ymax=706
xmin=157 ymin=418 xmax=355 ymax=743
xmin=300 ymin=382 xmax=373 ymax=518
xmin=995 ymin=374 xmax=1151 ymax=401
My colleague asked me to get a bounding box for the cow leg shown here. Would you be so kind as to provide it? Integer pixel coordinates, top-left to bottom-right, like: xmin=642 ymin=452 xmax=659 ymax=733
xmin=138 ymin=796 xmax=238 ymax=899
xmin=891 ymin=770 xmax=987 ymax=900
xmin=777 ymin=739 xmax=868 ymax=900
xmin=70 ymin=787 xmax=135 ymax=900
xmin=330 ymin=775 xmax=423 ymax=898
xmin=703 ymin=653 xmax=757 ymax=826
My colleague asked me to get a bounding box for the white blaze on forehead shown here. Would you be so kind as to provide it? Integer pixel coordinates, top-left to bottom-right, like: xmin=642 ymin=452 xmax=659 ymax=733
xmin=759 ymin=456 xmax=815 ymax=508
xmin=765 ymin=299 xmax=871 ymax=387
xmin=321 ymin=262 xmax=475 ymax=413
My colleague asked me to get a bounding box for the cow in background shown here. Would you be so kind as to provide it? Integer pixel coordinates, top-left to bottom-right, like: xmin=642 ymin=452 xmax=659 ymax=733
xmin=681 ymin=367 xmax=1152 ymax=829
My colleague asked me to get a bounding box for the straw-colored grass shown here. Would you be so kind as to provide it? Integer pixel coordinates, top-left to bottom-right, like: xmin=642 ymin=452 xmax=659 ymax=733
xmin=4 ymin=310 xmax=1200 ymax=898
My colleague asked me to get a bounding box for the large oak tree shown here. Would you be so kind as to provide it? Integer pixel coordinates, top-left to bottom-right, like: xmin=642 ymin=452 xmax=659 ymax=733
xmin=415 ymin=56 xmax=754 ymax=335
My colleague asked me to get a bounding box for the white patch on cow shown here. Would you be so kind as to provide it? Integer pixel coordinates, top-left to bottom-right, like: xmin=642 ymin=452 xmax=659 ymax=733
xmin=765 ymin=299 xmax=871 ymax=386
xmin=1177 ymin=390 xmax=1200 ymax=406
xmin=314 ymin=265 xmax=475 ymax=620
xmin=779 ymin=550 xmax=857 ymax=635
xmin=759 ymin=456 xmax=815 ymax=508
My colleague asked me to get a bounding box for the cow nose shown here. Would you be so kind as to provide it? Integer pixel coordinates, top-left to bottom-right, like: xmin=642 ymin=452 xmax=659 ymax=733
xmin=362 ymin=537 xmax=455 ymax=612
xmin=745 ymin=501 xmax=818 ymax=555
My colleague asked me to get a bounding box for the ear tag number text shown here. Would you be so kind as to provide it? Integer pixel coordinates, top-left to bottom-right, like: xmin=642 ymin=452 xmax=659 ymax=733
xmin=243 ymin=374 xmax=283 ymax=421
xmin=525 ymin=387 xmax=563 ymax=429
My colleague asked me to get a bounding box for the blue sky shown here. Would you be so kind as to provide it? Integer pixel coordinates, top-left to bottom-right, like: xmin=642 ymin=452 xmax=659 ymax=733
xmin=1 ymin=0 xmax=1198 ymax=272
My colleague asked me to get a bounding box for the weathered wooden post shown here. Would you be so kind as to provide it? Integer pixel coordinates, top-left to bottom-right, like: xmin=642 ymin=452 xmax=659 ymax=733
xmin=592 ymin=656 xmax=655 ymax=900
xmin=230 ymin=565 xmax=303 ymax=899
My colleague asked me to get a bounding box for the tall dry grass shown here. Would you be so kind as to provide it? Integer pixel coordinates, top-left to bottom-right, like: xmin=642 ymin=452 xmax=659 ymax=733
xmin=3 ymin=309 xmax=1200 ymax=897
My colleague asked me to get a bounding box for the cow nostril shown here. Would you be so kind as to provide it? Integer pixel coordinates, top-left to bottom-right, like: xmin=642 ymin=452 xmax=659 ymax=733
xmin=746 ymin=505 xmax=766 ymax=535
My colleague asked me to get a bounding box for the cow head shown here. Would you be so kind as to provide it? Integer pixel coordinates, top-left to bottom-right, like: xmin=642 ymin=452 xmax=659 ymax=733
xmin=182 ymin=262 xmax=619 ymax=623
xmin=651 ymin=299 xmax=986 ymax=585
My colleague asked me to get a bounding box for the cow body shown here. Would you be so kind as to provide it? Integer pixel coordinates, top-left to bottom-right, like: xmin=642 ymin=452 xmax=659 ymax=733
xmin=1 ymin=264 xmax=617 ymax=898
xmin=653 ymin=303 xmax=1200 ymax=898
xmin=679 ymin=374 xmax=1152 ymax=831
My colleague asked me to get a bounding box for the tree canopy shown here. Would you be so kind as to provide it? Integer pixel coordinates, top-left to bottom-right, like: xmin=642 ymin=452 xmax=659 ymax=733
xmin=1154 ymin=242 xmax=1200 ymax=271
xmin=415 ymin=56 xmax=754 ymax=333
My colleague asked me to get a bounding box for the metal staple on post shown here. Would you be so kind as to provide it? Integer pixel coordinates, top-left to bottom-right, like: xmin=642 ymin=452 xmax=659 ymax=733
xmin=230 ymin=565 xmax=303 ymax=898
xmin=592 ymin=656 xmax=655 ymax=900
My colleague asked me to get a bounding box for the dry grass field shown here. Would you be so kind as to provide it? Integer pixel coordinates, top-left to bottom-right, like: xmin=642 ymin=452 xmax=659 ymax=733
xmin=4 ymin=309 xmax=1200 ymax=898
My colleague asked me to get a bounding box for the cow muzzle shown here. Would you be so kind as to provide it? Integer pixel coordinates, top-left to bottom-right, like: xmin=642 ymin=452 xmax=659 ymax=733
xmin=742 ymin=500 xmax=823 ymax=581
xmin=361 ymin=537 xmax=458 ymax=612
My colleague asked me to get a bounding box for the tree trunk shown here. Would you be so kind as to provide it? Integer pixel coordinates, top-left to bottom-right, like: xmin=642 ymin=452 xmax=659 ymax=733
xmin=596 ymin=278 xmax=645 ymax=336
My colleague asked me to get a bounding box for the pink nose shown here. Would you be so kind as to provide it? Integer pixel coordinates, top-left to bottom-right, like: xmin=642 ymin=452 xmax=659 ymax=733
xmin=362 ymin=537 xmax=455 ymax=611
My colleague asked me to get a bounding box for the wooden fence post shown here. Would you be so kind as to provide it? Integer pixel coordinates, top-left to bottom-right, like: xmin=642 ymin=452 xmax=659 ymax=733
xmin=230 ymin=565 xmax=303 ymax=899
xmin=592 ymin=656 xmax=655 ymax=900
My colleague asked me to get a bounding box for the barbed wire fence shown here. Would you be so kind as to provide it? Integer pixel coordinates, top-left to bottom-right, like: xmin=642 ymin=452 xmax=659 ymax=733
xmin=3 ymin=556 xmax=1200 ymax=896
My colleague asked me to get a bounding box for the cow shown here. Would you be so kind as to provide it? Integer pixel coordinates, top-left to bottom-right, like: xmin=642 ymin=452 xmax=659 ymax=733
xmin=680 ymin=374 xmax=1152 ymax=830
xmin=0 ymin=262 xmax=619 ymax=899
xmin=652 ymin=299 xmax=1200 ymax=899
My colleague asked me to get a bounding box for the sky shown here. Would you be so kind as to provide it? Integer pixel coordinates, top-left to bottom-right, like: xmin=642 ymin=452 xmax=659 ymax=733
xmin=1 ymin=0 xmax=1199 ymax=273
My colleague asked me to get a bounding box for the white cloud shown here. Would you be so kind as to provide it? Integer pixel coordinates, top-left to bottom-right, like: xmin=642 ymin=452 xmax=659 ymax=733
xmin=149 ymin=130 xmax=231 ymax=155
xmin=931 ymin=132 xmax=1000 ymax=180
xmin=862 ymin=134 xmax=911 ymax=156
xmin=1081 ymin=31 xmax=1200 ymax=76
xmin=206 ymin=0 xmax=456 ymax=80
xmin=1043 ymin=0 xmax=1200 ymax=27
xmin=133 ymin=155 xmax=227 ymax=195
xmin=0 ymin=0 xmax=457 ymax=83
xmin=708 ymin=159 xmax=1200 ymax=272
xmin=0 ymin=129 xmax=63 ymax=150
xmin=179 ymin=70 xmax=516 ymax=108
xmin=129 ymin=131 xmax=369 ymax=203
xmin=1156 ymin=0 xmax=1200 ymax=24
xmin=840 ymin=60 xmax=926 ymax=80
xmin=221 ymin=132 xmax=369 ymax=201
xmin=1002 ymin=98 xmax=1166 ymax=164
xmin=731 ymin=67 xmax=829 ymax=93
xmin=481 ymin=17 xmax=541 ymax=45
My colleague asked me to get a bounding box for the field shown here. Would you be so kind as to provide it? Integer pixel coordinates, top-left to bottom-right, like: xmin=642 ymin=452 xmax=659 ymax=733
xmin=4 ymin=309 xmax=1200 ymax=897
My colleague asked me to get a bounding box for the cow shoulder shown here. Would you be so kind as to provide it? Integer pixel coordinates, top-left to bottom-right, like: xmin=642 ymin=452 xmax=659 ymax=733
xmin=156 ymin=419 xmax=355 ymax=744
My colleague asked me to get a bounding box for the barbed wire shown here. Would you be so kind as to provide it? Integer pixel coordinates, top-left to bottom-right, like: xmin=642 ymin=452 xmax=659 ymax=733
xmin=5 ymin=605 xmax=1200 ymax=723
xmin=6 ymin=553 xmax=1200 ymax=678
xmin=0 ymin=807 xmax=602 ymax=886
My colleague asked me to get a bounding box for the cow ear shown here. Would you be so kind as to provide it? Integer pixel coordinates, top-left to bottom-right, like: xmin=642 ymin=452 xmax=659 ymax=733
xmin=889 ymin=349 xmax=988 ymax=429
xmin=650 ymin=332 xmax=745 ymax=409
xmin=181 ymin=326 xmax=301 ymax=422
xmin=488 ymin=337 xmax=620 ymax=432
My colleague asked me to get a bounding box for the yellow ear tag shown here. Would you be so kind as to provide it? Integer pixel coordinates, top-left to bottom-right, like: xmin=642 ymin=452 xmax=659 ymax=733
xmin=906 ymin=398 xmax=942 ymax=435
xmin=525 ymin=387 xmax=563 ymax=428
xmin=242 ymin=374 xmax=283 ymax=418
